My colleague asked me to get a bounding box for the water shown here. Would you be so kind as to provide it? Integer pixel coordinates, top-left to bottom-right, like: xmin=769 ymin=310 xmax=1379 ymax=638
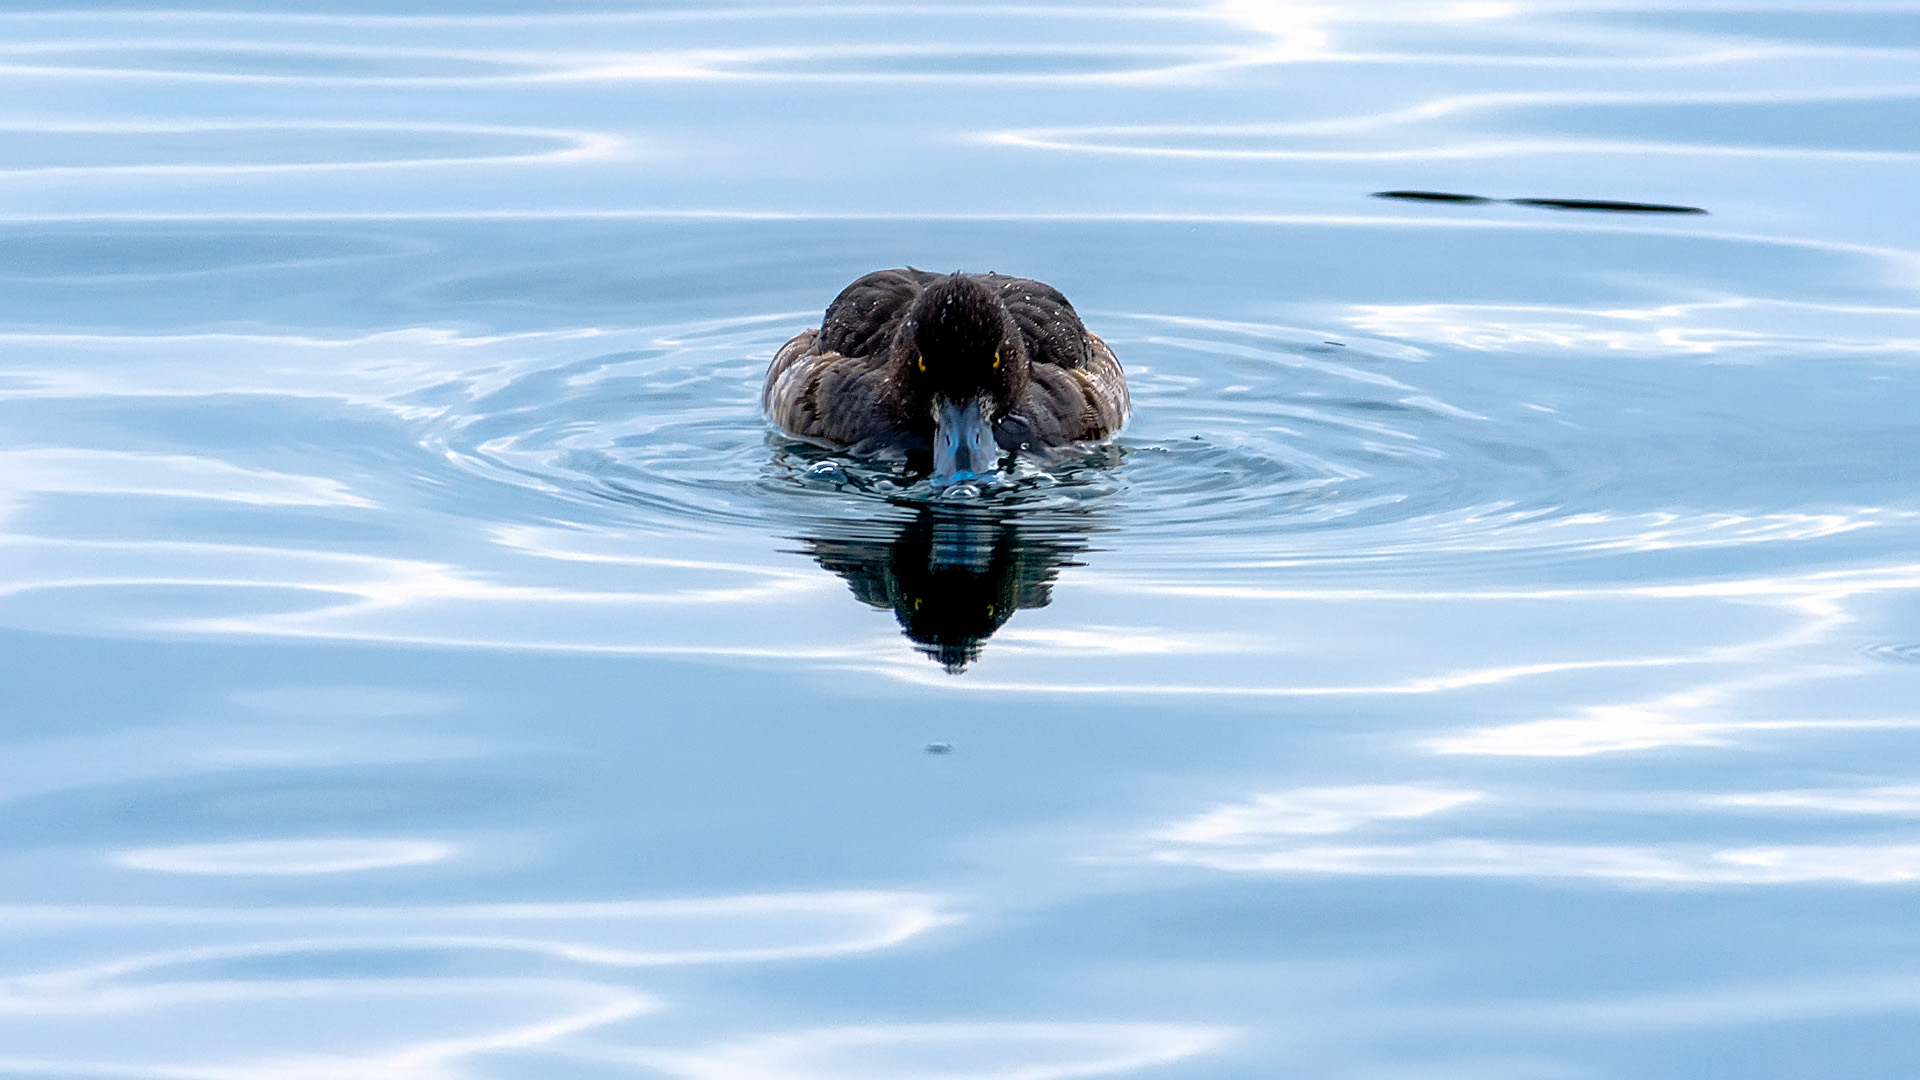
xmin=4 ymin=3 xmax=1920 ymax=1077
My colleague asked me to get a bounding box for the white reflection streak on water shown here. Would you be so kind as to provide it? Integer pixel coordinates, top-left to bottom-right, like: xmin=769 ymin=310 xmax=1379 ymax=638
xmin=0 ymin=978 xmax=656 ymax=1080
xmin=0 ymin=121 xmax=622 ymax=176
xmin=598 ymin=1022 xmax=1234 ymax=1080
xmin=1344 ymin=298 xmax=1920 ymax=355
xmin=1711 ymin=786 xmax=1920 ymax=813
xmin=874 ymin=561 xmax=1910 ymax=715
xmin=0 ymin=894 xmax=957 ymax=1079
xmin=0 ymin=328 xmax=612 ymax=412
xmin=0 ymin=892 xmax=957 ymax=976
xmin=1153 ymin=785 xmax=1485 ymax=840
xmin=0 ymin=537 xmax=832 ymax=624
xmin=1150 ymin=838 xmax=1920 ymax=884
xmin=988 ymin=86 xmax=1920 ymax=162
xmin=0 ymin=5 xmax=1312 ymax=88
xmin=0 ymin=449 xmax=374 ymax=515
xmin=1129 ymin=784 xmax=1920 ymax=885
xmin=0 ymin=322 xmax=793 ymax=404
xmin=113 ymin=838 xmax=461 ymax=875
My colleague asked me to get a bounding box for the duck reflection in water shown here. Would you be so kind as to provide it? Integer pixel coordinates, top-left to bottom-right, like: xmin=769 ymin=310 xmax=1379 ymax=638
xmin=799 ymin=506 xmax=1088 ymax=673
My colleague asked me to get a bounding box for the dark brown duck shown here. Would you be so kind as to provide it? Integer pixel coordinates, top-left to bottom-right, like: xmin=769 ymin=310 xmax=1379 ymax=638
xmin=764 ymin=269 xmax=1129 ymax=486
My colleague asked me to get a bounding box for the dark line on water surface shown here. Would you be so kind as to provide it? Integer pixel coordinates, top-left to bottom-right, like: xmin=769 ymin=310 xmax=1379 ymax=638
xmin=1372 ymin=190 xmax=1494 ymax=204
xmin=1372 ymin=191 xmax=1709 ymax=215
xmin=1509 ymin=197 xmax=1708 ymax=215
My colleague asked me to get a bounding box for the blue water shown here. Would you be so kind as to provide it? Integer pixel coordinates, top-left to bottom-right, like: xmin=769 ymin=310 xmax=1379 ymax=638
xmin=4 ymin=3 xmax=1920 ymax=1077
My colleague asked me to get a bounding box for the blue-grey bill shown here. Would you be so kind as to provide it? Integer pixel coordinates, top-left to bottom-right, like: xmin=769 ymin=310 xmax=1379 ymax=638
xmin=931 ymin=396 xmax=1001 ymax=488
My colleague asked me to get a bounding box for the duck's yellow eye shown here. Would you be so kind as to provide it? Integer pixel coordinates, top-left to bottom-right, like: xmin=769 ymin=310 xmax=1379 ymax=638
xmin=916 ymin=356 xmax=926 ymax=372
xmin=913 ymin=597 xmax=922 ymax=610
xmin=992 ymin=352 xmax=1001 ymax=369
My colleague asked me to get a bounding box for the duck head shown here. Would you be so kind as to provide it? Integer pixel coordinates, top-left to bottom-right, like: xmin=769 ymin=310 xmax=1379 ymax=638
xmin=894 ymin=275 xmax=1027 ymax=488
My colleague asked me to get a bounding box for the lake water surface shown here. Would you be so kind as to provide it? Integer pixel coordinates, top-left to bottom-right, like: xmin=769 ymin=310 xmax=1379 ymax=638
xmin=5 ymin=3 xmax=1920 ymax=1077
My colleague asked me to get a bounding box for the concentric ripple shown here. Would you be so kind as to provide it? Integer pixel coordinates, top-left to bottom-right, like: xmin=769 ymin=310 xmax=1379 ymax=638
xmin=422 ymin=310 xmax=1594 ymax=565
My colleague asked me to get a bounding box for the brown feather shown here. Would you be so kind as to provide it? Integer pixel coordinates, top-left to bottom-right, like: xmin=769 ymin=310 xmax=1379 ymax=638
xmin=764 ymin=270 xmax=1127 ymax=457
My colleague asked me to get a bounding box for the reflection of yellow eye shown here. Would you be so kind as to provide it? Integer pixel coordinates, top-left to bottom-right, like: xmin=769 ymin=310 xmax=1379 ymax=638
xmin=913 ymin=597 xmax=922 ymax=610
xmin=986 ymin=604 xmax=995 ymax=616
xmin=992 ymin=352 xmax=1001 ymax=369
xmin=916 ymin=356 xmax=926 ymax=372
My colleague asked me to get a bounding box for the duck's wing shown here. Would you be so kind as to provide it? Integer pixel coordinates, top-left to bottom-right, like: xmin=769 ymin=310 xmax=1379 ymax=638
xmin=983 ymin=275 xmax=1129 ymax=444
xmin=763 ymin=269 xmax=942 ymax=447
xmin=1007 ymin=333 xmax=1129 ymax=444
xmin=763 ymin=328 xmax=906 ymax=447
